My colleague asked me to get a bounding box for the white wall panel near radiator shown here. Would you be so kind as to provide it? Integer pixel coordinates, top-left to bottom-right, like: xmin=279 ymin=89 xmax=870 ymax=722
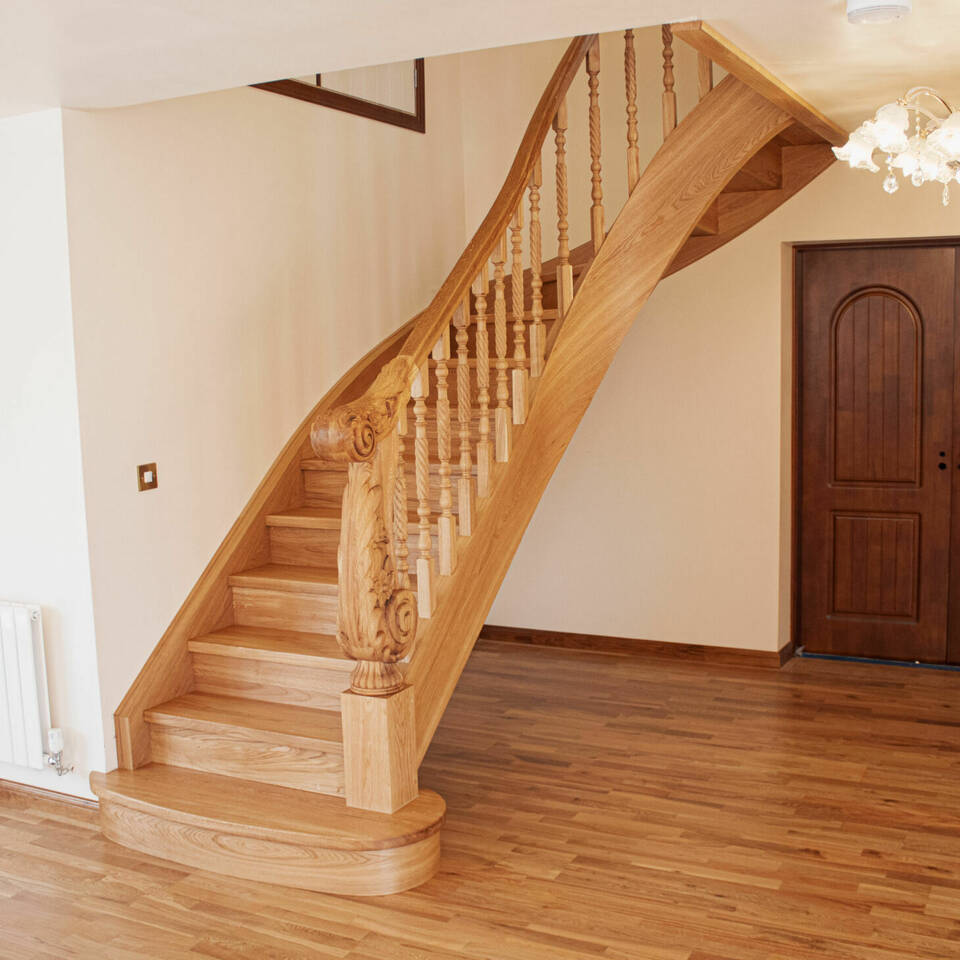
xmin=0 ymin=602 xmax=51 ymax=770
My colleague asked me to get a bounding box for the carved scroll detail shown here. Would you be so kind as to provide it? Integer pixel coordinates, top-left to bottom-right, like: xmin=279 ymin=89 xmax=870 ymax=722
xmin=311 ymin=356 xmax=416 ymax=462
xmin=336 ymin=431 xmax=418 ymax=696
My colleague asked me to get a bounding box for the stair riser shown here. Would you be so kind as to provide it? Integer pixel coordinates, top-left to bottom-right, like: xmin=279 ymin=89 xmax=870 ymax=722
xmin=149 ymin=724 xmax=344 ymax=796
xmin=233 ymin=586 xmax=337 ymax=634
xmin=192 ymin=653 xmax=350 ymax=711
xmin=302 ymin=472 xmax=346 ymax=509
xmin=269 ymin=527 xmax=340 ymax=567
xmin=99 ymin=800 xmax=441 ymax=896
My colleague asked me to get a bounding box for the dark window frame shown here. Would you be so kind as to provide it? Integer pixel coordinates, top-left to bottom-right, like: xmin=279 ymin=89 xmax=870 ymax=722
xmin=252 ymin=59 xmax=425 ymax=133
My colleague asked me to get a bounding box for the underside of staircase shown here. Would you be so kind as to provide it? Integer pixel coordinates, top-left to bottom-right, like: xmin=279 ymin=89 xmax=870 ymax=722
xmin=91 ymin=21 xmax=844 ymax=896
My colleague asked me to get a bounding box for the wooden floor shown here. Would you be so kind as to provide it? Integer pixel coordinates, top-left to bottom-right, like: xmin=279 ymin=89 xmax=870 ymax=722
xmin=2 ymin=641 xmax=959 ymax=959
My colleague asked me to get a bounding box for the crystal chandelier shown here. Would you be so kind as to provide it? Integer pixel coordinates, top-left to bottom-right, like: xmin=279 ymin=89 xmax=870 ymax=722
xmin=833 ymin=87 xmax=960 ymax=206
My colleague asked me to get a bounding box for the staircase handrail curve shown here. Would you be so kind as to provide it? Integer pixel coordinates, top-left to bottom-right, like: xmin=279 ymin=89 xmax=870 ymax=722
xmin=309 ymin=34 xmax=597 ymax=463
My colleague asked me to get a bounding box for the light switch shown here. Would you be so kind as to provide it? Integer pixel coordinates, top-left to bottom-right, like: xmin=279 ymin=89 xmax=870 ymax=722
xmin=137 ymin=462 xmax=158 ymax=491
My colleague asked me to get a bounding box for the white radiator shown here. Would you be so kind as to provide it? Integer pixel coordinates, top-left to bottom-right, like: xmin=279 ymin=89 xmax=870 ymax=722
xmin=0 ymin=602 xmax=51 ymax=770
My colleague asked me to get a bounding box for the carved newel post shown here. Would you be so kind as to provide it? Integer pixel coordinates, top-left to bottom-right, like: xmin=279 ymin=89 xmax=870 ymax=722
xmin=311 ymin=356 xmax=420 ymax=813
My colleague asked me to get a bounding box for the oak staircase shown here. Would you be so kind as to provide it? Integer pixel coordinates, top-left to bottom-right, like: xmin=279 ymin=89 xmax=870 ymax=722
xmin=91 ymin=22 xmax=844 ymax=895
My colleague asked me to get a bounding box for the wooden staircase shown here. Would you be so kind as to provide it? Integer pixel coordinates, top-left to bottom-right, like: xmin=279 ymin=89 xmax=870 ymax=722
xmin=91 ymin=21 xmax=844 ymax=895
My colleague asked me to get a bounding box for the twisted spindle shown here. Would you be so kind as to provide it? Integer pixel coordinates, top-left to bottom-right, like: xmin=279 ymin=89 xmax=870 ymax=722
xmin=662 ymin=24 xmax=677 ymax=140
xmin=624 ymin=29 xmax=640 ymax=193
xmin=453 ymin=299 xmax=474 ymax=535
xmin=433 ymin=331 xmax=456 ymax=575
xmin=586 ymin=38 xmax=604 ymax=255
xmin=553 ymin=98 xmax=573 ymax=317
xmin=492 ymin=235 xmax=511 ymax=462
xmin=393 ymin=416 xmax=410 ymax=589
xmin=412 ymin=365 xmax=434 ymax=617
xmin=510 ymin=202 xmax=527 ymax=425
xmin=528 ymin=158 xmax=544 ymax=379
xmin=472 ymin=266 xmax=492 ymax=496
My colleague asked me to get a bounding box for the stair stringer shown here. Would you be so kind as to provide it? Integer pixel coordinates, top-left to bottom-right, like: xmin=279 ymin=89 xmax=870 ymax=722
xmin=407 ymin=75 xmax=794 ymax=761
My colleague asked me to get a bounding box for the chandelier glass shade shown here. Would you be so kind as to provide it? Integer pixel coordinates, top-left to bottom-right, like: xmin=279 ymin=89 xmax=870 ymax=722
xmin=833 ymin=87 xmax=960 ymax=205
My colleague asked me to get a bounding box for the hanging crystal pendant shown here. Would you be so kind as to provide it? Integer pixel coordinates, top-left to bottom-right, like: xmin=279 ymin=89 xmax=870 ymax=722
xmin=883 ymin=171 xmax=899 ymax=193
xmin=943 ymin=183 xmax=951 ymax=206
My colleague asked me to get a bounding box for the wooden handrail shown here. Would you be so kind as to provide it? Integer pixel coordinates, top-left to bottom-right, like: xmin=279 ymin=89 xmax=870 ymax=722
xmin=310 ymin=34 xmax=595 ymax=465
xmin=398 ymin=34 xmax=596 ymax=368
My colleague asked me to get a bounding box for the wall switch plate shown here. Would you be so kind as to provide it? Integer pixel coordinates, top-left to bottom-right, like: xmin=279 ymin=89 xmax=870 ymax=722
xmin=137 ymin=462 xmax=158 ymax=491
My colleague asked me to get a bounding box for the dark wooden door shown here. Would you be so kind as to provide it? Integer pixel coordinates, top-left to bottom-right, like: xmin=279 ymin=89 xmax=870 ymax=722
xmin=798 ymin=245 xmax=957 ymax=662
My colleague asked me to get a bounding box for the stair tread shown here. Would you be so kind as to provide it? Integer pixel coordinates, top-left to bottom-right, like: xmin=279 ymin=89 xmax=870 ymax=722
xmin=229 ymin=563 xmax=339 ymax=594
xmin=145 ymin=691 xmax=343 ymax=743
xmin=91 ymin=764 xmax=445 ymax=850
xmin=266 ymin=506 xmax=342 ymax=529
xmin=189 ymin=625 xmax=348 ymax=664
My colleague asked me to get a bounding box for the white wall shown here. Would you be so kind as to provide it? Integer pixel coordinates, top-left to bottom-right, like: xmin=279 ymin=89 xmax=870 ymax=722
xmin=491 ymin=162 xmax=960 ymax=651
xmin=61 ymin=55 xmax=467 ymax=769
xmin=0 ymin=109 xmax=104 ymax=798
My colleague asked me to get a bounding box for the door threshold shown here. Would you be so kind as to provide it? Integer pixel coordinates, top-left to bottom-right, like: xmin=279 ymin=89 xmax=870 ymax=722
xmin=796 ymin=646 xmax=960 ymax=672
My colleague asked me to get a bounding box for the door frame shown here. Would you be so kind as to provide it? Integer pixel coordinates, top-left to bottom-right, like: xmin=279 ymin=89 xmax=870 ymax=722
xmin=791 ymin=236 xmax=960 ymax=664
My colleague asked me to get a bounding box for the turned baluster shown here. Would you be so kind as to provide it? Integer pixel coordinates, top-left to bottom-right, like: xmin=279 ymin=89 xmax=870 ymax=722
xmin=492 ymin=234 xmax=511 ymax=462
xmin=528 ymin=158 xmax=545 ymax=379
xmin=473 ymin=265 xmax=492 ymax=496
xmin=586 ymin=37 xmax=604 ymax=255
xmin=553 ymin=98 xmax=573 ymax=317
xmin=510 ymin=201 xmax=527 ymax=425
xmin=394 ymin=411 xmax=410 ymax=590
xmin=624 ymin=29 xmax=640 ymax=194
xmin=453 ymin=298 xmax=475 ymax=536
xmin=662 ymin=24 xmax=677 ymax=140
xmin=412 ymin=363 xmax=434 ymax=617
xmin=433 ymin=329 xmax=457 ymax=575
xmin=698 ymin=53 xmax=714 ymax=100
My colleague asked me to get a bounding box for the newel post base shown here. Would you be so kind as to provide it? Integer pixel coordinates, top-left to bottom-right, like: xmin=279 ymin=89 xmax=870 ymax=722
xmin=341 ymin=684 xmax=418 ymax=814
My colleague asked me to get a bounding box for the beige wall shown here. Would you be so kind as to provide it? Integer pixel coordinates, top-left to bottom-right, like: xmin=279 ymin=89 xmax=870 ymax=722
xmin=490 ymin=162 xmax=960 ymax=651
xmin=61 ymin=57 xmax=467 ymax=768
xmin=0 ymin=109 xmax=104 ymax=798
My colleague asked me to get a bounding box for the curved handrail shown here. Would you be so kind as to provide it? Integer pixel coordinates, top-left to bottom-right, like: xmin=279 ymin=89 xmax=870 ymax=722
xmin=311 ymin=34 xmax=596 ymax=461
xmin=399 ymin=34 xmax=596 ymax=367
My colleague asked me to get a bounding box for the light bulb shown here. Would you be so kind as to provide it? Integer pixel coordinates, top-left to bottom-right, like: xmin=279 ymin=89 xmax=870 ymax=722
xmin=833 ymin=131 xmax=880 ymax=171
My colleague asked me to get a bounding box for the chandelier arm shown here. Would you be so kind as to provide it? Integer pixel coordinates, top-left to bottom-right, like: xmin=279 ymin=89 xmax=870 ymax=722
xmin=903 ymin=86 xmax=954 ymax=117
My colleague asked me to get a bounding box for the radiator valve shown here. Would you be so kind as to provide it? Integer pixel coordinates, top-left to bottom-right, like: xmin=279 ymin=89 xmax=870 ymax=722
xmin=44 ymin=728 xmax=74 ymax=777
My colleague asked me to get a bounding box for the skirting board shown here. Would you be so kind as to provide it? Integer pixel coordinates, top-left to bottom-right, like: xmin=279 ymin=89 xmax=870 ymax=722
xmin=0 ymin=777 xmax=99 ymax=810
xmin=479 ymin=624 xmax=796 ymax=668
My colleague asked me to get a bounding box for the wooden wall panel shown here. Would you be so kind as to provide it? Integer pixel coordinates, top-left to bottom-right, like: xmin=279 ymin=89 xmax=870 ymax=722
xmin=832 ymin=290 xmax=920 ymax=485
xmin=831 ymin=513 xmax=918 ymax=619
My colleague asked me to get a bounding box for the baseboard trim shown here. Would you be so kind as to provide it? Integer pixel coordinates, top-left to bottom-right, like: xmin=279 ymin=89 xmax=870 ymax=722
xmin=479 ymin=624 xmax=796 ymax=669
xmin=0 ymin=777 xmax=99 ymax=810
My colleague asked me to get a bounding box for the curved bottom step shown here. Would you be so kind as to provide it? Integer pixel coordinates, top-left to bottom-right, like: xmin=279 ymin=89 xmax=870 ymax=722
xmin=91 ymin=764 xmax=444 ymax=896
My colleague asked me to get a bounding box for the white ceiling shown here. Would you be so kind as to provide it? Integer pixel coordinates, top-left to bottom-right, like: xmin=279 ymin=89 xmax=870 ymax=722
xmin=2 ymin=1 xmax=959 ymax=128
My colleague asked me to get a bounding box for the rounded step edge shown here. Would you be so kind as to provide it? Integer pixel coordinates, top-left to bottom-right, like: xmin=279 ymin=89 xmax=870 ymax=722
xmin=90 ymin=766 xmax=445 ymax=897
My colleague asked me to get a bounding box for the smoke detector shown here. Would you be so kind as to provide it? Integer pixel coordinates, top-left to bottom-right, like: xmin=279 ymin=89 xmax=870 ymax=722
xmin=847 ymin=0 xmax=912 ymax=24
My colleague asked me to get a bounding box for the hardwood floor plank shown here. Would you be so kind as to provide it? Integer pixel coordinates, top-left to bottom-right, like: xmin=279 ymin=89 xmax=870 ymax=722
xmin=2 ymin=648 xmax=959 ymax=957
